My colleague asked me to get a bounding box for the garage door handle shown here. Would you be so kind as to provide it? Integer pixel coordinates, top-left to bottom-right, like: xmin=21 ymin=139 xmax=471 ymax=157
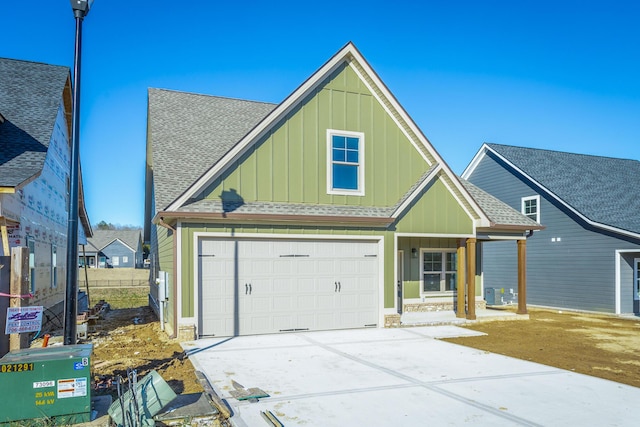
xmin=245 ymin=283 xmax=249 ymax=295
xmin=249 ymin=283 xmax=252 ymax=295
xmin=338 ymin=281 xmax=341 ymax=292
xmin=334 ymin=282 xmax=337 ymax=292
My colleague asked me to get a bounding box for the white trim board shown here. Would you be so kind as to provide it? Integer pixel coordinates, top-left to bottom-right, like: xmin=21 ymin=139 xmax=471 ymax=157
xmin=614 ymin=249 xmax=640 ymax=315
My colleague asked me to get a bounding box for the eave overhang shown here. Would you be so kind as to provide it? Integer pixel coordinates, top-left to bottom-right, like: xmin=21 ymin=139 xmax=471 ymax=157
xmin=153 ymin=210 xmax=395 ymax=227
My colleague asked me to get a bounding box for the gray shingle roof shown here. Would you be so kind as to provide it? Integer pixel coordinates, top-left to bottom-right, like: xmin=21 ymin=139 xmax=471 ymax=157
xmin=460 ymin=179 xmax=541 ymax=228
xmin=487 ymin=143 xmax=640 ymax=234
xmin=147 ymin=88 xmax=276 ymax=212
xmin=178 ymin=199 xmax=394 ymax=218
xmin=0 ymin=58 xmax=70 ymax=187
xmin=86 ymin=229 xmax=142 ymax=251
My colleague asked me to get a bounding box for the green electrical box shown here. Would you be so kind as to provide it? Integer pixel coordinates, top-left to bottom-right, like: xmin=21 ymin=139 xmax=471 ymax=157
xmin=0 ymin=344 xmax=93 ymax=426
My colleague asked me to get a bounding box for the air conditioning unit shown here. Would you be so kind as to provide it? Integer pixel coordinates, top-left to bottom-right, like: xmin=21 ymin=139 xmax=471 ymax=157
xmin=485 ymin=287 xmax=517 ymax=306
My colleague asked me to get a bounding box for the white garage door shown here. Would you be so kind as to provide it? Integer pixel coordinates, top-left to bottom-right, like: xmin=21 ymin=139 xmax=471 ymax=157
xmin=199 ymin=238 xmax=379 ymax=337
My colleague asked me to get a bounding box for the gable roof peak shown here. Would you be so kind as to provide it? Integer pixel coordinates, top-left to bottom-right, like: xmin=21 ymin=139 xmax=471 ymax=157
xmin=149 ymin=43 xmax=492 ymax=228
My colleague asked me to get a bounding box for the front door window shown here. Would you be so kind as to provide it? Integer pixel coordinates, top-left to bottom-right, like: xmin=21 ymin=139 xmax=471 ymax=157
xmin=422 ymin=251 xmax=457 ymax=294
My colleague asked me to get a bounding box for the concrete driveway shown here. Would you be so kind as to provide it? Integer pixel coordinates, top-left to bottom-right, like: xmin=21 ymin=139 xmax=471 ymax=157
xmin=184 ymin=326 xmax=638 ymax=426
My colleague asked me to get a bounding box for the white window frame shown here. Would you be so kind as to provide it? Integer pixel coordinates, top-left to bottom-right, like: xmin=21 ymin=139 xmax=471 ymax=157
xmin=420 ymin=249 xmax=458 ymax=295
xmin=112 ymin=256 xmax=120 ymax=266
xmin=326 ymin=129 xmax=365 ymax=196
xmin=634 ymin=258 xmax=640 ymax=301
xmin=521 ymin=195 xmax=540 ymax=223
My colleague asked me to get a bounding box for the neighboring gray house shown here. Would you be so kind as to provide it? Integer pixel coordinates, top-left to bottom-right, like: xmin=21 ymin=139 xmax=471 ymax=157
xmin=80 ymin=229 xmax=143 ymax=268
xmin=462 ymin=143 xmax=640 ymax=315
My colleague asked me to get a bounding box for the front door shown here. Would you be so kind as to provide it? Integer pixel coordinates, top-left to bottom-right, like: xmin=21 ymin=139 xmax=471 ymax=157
xmin=397 ymin=251 xmax=404 ymax=314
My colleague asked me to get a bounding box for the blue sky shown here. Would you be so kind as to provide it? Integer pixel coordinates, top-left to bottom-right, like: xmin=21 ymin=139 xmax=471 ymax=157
xmin=3 ymin=1 xmax=639 ymax=227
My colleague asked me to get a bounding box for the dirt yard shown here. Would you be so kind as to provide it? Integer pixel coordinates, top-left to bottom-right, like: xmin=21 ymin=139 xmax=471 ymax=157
xmin=86 ymin=306 xmax=204 ymax=399
xmin=73 ymin=304 xmax=640 ymax=401
xmin=443 ymin=308 xmax=640 ymax=388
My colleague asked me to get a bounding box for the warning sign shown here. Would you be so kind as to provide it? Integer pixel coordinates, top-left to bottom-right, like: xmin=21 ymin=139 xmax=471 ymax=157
xmin=57 ymin=378 xmax=87 ymax=399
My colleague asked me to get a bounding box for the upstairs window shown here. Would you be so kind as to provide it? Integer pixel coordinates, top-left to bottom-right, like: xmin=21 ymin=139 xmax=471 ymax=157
xmin=327 ymin=130 xmax=364 ymax=196
xmin=521 ymin=195 xmax=540 ymax=223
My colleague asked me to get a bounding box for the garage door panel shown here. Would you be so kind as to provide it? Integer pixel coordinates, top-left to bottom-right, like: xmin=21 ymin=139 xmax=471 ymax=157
xmin=317 ymin=294 xmax=334 ymax=310
xmin=273 ymin=314 xmax=295 ymax=331
xmin=199 ymin=238 xmax=379 ymax=337
xmin=315 ymin=312 xmax=335 ymax=329
xmin=297 ymin=278 xmax=315 ymax=293
xmin=273 ymin=295 xmax=294 ymax=310
xmin=272 ymin=259 xmax=293 ymax=274
xmin=273 ymin=277 xmax=297 ymax=296
xmin=294 ymin=259 xmax=316 ymax=274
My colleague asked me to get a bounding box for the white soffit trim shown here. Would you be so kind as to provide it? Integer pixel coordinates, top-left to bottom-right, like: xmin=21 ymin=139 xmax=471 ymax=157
xmin=460 ymin=143 xmax=490 ymax=179
xmin=480 ymin=145 xmax=640 ymax=241
xmin=395 ymin=232 xmax=475 ymax=238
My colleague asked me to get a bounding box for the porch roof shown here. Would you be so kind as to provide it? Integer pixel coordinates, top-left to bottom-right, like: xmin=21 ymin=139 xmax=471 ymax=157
xmin=460 ymin=179 xmax=543 ymax=231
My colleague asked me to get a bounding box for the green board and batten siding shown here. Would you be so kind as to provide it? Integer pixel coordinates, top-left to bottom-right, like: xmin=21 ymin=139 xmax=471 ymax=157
xmin=155 ymin=224 xmax=176 ymax=335
xmin=394 ymin=178 xmax=473 ymax=235
xmin=200 ymin=63 xmax=430 ymax=207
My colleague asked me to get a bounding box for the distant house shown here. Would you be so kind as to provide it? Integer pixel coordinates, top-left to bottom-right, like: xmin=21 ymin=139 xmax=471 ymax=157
xmin=144 ymin=43 xmax=540 ymax=339
xmin=463 ymin=143 xmax=640 ymax=315
xmin=0 ymin=58 xmax=92 ymax=336
xmin=80 ymin=229 xmax=143 ymax=268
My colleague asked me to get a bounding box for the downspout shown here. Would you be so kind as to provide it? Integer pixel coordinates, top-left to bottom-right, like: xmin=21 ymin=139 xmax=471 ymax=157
xmin=82 ymin=245 xmax=90 ymax=307
xmin=157 ymin=218 xmax=178 ymax=339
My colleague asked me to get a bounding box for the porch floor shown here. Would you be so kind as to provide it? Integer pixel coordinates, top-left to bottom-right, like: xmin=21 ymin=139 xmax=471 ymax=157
xmin=400 ymin=306 xmax=528 ymax=327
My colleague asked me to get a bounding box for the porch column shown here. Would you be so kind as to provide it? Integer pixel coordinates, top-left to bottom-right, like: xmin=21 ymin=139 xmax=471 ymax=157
xmin=466 ymin=238 xmax=477 ymax=320
xmin=517 ymin=239 xmax=528 ymax=314
xmin=456 ymin=239 xmax=466 ymax=318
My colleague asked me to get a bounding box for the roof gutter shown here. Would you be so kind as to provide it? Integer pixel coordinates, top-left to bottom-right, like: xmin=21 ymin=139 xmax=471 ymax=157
xmin=486 ymin=222 xmax=546 ymax=231
xmin=153 ymin=210 xmax=395 ymax=227
xmin=156 ymin=217 xmax=178 ymax=340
